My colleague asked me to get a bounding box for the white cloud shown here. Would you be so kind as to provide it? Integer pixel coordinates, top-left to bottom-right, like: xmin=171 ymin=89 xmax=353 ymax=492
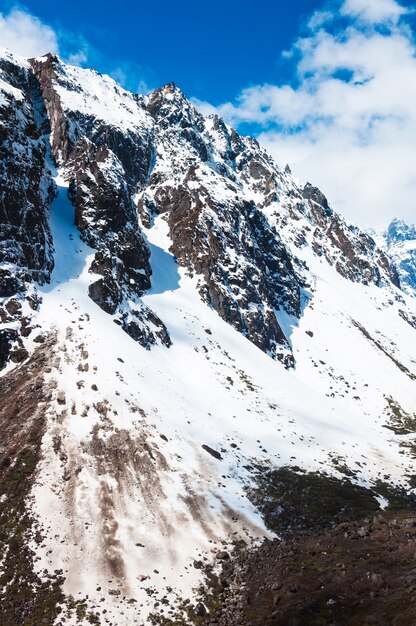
xmin=66 ymin=50 xmax=88 ymax=66
xmin=0 ymin=6 xmax=151 ymax=89
xmin=198 ymin=0 xmax=416 ymax=229
xmin=109 ymin=63 xmax=153 ymax=94
xmin=340 ymin=0 xmax=409 ymax=24
xmin=0 ymin=8 xmax=58 ymax=57
xmin=0 ymin=6 xmax=91 ymax=64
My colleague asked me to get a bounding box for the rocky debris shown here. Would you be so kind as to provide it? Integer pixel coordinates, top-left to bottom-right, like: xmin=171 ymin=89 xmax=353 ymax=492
xmin=193 ymin=510 xmax=416 ymax=626
xmin=0 ymin=338 xmax=66 ymax=626
xmin=202 ymin=444 xmax=223 ymax=460
xmin=194 ymin=602 xmax=207 ymax=617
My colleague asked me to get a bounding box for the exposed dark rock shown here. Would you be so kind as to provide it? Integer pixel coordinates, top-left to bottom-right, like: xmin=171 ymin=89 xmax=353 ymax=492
xmin=3 ymin=49 xmax=407 ymax=368
xmin=0 ymin=328 xmax=19 ymax=370
xmin=215 ymin=551 xmax=230 ymax=561
xmin=301 ymin=184 xmax=401 ymax=287
xmin=193 ymin=510 xmax=416 ymax=626
xmin=28 ymin=55 xmax=171 ymax=349
xmin=202 ymin=445 xmax=223 ymax=460
xmin=144 ymin=165 xmax=305 ymax=363
xmin=30 ymin=53 xmax=153 ymax=189
xmin=0 ymin=52 xmax=54 ymax=367
xmin=67 ymin=137 xmax=151 ymax=293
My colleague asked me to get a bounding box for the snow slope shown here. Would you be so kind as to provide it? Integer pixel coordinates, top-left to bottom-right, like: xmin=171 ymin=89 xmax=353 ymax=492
xmin=23 ymin=170 xmax=416 ymax=624
xmin=0 ymin=50 xmax=415 ymax=625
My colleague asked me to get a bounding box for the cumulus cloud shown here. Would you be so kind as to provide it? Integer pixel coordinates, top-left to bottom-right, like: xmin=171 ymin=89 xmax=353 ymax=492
xmin=0 ymin=6 xmax=92 ymax=65
xmin=197 ymin=0 xmax=416 ymax=228
xmin=340 ymin=0 xmax=409 ymax=24
xmin=0 ymin=5 xmax=154 ymax=91
xmin=0 ymin=7 xmax=58 ymax=57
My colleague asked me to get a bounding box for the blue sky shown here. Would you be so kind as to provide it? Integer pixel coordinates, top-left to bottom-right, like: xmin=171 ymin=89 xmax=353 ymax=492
xmin=0 ymin=0 xmax=416 ymax=227
xmin=0 ymin=0 xmax=327 ymax=101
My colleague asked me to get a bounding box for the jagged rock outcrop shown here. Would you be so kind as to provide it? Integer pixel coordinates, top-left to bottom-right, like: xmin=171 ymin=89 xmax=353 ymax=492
xmin=138 ymin=82 xmax=403 ymax=363
xmin=139 ymin=85 xmax=309 ymax=363
xmin=29 ymin=53 xmax=170 ymax=348
xmin=302 ymin=183 xmax=401 ymax=287
xmin=30 ymin=53 xmax=154 ymax=189
xmin=0 ymin=50 xmax=409 ymax=369
xmin=0 ymin=50 xmax=54 ymax=365
xmin=146 ymin=166 xmax=304 ymax=364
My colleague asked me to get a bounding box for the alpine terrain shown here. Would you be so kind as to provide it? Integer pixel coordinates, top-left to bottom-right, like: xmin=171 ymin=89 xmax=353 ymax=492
xmin=1 ymin=48 xmax=416 ymax=625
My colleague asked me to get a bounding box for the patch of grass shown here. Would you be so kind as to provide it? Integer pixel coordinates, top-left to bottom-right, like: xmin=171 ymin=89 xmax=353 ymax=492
xmin=246 ymin=463 xmax=381 ymax=536
xmin=0 ymin=440 xmax=66 ymax=626
xmin=384 ymin=396 xmax=416 ymax=435
xmin=373 ymin=479 xmax=416 ymax=511
xmin=238 ymin=370 xmax=258 ymax=392
xmin=329 ymin=452 xmax=357 ymax=477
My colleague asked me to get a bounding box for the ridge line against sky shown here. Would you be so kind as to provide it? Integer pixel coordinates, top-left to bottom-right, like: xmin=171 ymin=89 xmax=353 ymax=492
xmin=0 ymin=0 xmax=415 ymax=228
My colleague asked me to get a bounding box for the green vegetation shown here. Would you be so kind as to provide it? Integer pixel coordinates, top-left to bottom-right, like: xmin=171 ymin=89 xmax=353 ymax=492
xmin=245 ymin=463 xmax=381 ymax=535
xmin=0 ymin=438 xmax=65 ymax=626
xmin=238 ymin=369 xmax=257 ymax=392
xmin=384 ymin=396 xmax=416 ymax=435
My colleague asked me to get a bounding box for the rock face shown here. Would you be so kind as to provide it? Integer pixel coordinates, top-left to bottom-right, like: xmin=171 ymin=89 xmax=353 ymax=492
xmin=0 ymin=49 xmax=409 ymax=369
xmin=1 ymin=48 xmax=416 ymax=626
xmin=139 ymin=85 xmax=308 ymax=363
xmin=30 ymin=53 xmax=153 ymax=189
xmin=0 ymin=50 xmax=54 ymax=365
xmin=29 ymin=53 xmax=170 ymax=348
xmin=137 ymin=83 xmax=401 ymax=362
xmin=302 ymin=183 xmax=400 ymax=288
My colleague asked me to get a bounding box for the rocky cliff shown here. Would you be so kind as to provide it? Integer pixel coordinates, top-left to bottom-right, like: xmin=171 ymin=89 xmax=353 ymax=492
xmin=1 ymin=48 xmax=416 ymax=626
xmin=0 ymin=51 xmax=405 ymax=369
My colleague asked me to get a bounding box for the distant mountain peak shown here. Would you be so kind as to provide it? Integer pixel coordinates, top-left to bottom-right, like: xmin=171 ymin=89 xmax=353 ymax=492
xmin=380 ymin=218 xmax=416 ymax=295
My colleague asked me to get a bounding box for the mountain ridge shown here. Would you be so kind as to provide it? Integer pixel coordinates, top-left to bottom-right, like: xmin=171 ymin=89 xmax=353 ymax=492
xmin=0 ymin=48 xmax=416 ymax=625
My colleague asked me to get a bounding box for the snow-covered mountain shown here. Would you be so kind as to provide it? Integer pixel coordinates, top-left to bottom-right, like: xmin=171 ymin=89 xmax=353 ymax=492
xmin=1 ymin=48 xmax=415 ymax=625
xmin=375 ymin=218 xmax=416 ymax=297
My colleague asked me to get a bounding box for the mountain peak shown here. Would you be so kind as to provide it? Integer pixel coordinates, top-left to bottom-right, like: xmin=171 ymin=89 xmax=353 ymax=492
xmin=387 ymin=217 xmax=416 ymax=243
xmin=1 ymin=47 xmax=416 ymax=625
xmin=161 ymin=80 xmax=179 ymax=93
xmin=148 ymin=80 xmax=187 ymax=102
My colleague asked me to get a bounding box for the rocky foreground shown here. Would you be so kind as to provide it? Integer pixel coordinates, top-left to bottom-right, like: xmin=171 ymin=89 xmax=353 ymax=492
xmin=153 ymin=483 xmax=416 ymax=626
xmin=193 ymin=510 xmax=416 ymax=626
